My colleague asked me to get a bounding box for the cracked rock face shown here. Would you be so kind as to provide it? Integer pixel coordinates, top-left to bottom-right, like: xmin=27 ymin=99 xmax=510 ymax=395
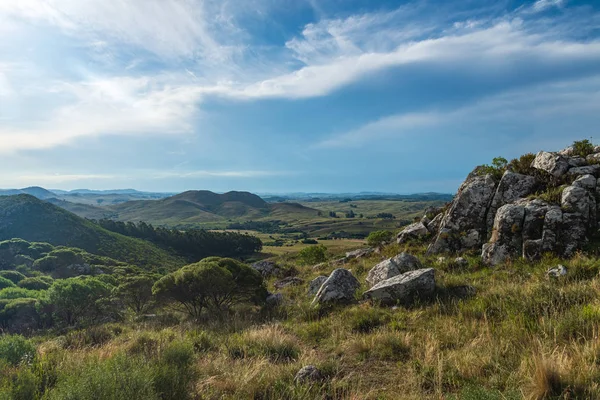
xmin=428 ymin=172 xmax=497 ymax=254
xmin=532 ymin=151 xmax=569 ymax=177
xmin=307 ymin=276 xmax=328 ymax=296
xmin=397 ymin=222 xmax=429 ymax=244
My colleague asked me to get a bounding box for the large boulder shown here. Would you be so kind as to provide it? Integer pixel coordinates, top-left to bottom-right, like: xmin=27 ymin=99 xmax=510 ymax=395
xmin=531 ymin=151 xmax=569 ymax=177
xmin=345 ymin=248 xmax=374 ymax=260
xmin=397 ymin=222 xmax=429 ymax=244
xmin=567 ymin=165 xmax=600 ymax=177
xmin=426 ymin=213 xmax=444 ymax=233
xmin=428 ymin=173 xmax=497 ymax=254
xmin=366 ymin=253 xmax=422 ymax=287
xmin=363 ymin=268 xmax=435 ymax=305
xmin=561 ymin=185 xmax=596 ymax=223
xmin=312 ymin=269 xmax=360 ymax=306
xmin=486 ymin=171 xmax=538 ymax=232
xmin=573 ymin=174 xmax=597 ymax=190
xmin=307 ymin=276 xmax=328 ymax=296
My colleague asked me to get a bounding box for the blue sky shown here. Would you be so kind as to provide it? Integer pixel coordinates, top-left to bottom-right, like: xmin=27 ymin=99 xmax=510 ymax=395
xmin=1 ymin=0 xmax=599 ymax=194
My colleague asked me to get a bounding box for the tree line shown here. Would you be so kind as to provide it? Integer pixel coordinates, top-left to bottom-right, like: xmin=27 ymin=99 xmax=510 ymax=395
xmin=92 ymin=220 xmax=262 ymax=261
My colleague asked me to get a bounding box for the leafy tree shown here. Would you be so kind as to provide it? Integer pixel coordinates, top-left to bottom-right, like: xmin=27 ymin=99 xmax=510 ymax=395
xmin=478 ymin=156 xmax=508 ymax=180
xmin=376 ymin=213 xmax=395 ymax=219
xmin=0 ymin=276 xmax=16 ymax=290
xmin=0 ymin=271 xmax=26 ymax=284
xmin=18 ymin=277 xmax=51 ymax=291
xmin=46 ymin=277 xmax=112 ymax=326
xmin=115 ymin=275 xmax=157 ymax=315
xmin=297 ymin=245 xmax=327 ymax=265
xmin=367 ymin=230 xmax=394 ymax=247
xmin=153 ymin=258 xmax=266 ymax=318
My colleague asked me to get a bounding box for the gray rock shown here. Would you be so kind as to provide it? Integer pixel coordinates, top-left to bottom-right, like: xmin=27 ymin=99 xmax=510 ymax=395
xmin=252 ymin=261 xmax=281 ymax=277
xmin=558 ymin=146 xmax=574 ymax=157
xmin=453 ymin=257 xmax=468 ymax=266
xmin=568 ymin=156 xmax=588 ymax=167
xmin=307 ymin=276 xmax=328 ymax=296
xmin=482 ymin=203 xmax=526 ymax=266
xmin=428 ymin=172 xmax=497 ymax=254
xmin=266 ymin=293 xmax=283 ymax=307
xmin=562 ymin=185 xmax=595 ymax=221
xmin=586 ymin=153 xmax=600 ymax=164
xmin=345 ymin=248 xmax=373 ymax=260
xmin=547 ymin=265 xmax=567 ymax=278
xmin=295 ymin=365 xmax=323 ymax=383
xmin=561 ymin=213 xmax=587 ymax=257
xmin=573 ymin=174 xmax=597 ymax=190
xmin=486 ymin=171 xmax=538 ymax=232
xmin=567 ymin=165 xmax=600 ymax=177
xmin=397 ymin=222 xmax=429 ymax=244
xmin=366 ymin=252 xmax=422 ymax=287
xmin=427 ymin=213 xmax=444 ymax=233
xmin=312 ymin=269 xmax=360 ymax=305
xmin=274 ymin=277 xmax=304 ymax=290
xmin=532 ymin=151 xmax=569 ymax=177
xmin=363 ymin=268 xmax=435 ymax=305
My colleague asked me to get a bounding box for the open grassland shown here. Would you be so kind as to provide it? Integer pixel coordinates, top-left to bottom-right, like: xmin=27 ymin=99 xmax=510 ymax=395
xmin=3 ymin=242 xmax=600 ymax=399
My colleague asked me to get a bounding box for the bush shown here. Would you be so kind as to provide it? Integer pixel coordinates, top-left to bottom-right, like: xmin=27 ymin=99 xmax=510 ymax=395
xmin=152 ymin=340 xmax=196 ymax=400
xmin=0 ymin=271 xmax=26 ymax=284
xmin=226 ymin=325 xmax=300 ymax=363
xmin=477 ymin=157 xmax=508 ymax=180
xmin=153 ymin=258 xmax=267 ymax=318
xmin=62 ymin=326 xmax=116 ymax=349
xmin=507 ymin=153 xmax=536 ymax=175
xmin=46 ymin=277 xmax=113 ymax=326
xmin=0 ymin=277 xmax=15 ymax=291
xmin=18 ymin=277 xmax=51 ymax=291
xmin=366 ymin=230 xmax=394 ymax=248
xmin=297 ymin=245 xmax=327 ymax=266
xmin=0 ymin=335 xmax=36 ymax=366
xmin=572 ymin=139 xmax=595 ymax=157
xmin=0 ymin=288 xmax=44 ymax=300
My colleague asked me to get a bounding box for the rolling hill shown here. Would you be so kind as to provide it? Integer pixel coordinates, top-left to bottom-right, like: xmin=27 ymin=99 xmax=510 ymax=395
xmin=0 ymin=186 xmax=56 ymax=199
xmin=0 ymin=195 xmax=185 ymax=270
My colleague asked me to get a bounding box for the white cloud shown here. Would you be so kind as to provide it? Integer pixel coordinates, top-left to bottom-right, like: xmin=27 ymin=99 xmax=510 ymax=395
xmin=531 ymin=0 xmax=565 ymax=13
xmin=152 ymin=170 xmax=289 ymax=179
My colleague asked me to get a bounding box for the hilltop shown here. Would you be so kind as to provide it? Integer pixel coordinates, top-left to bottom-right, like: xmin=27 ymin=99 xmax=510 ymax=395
xmin=0 ymin=195 xmax=184 ymax=270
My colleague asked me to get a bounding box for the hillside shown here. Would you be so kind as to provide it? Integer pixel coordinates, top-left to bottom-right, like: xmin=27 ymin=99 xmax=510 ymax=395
xmin=0 ymin=186 xmax=56 ymax=199
xmin=0 ymin=195 xmax=184 ymax=270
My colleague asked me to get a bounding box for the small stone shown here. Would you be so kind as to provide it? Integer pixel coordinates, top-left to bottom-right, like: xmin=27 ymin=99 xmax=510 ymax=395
xmin=453 ymin=257 xmax=468 ymax=266
xmin=273 ymin=277 xmax=304 ymax=290
xmin=294 ymin=365 xmax=323 ymax=383
xmin=547 ymin=265 xmax=567 ymax=278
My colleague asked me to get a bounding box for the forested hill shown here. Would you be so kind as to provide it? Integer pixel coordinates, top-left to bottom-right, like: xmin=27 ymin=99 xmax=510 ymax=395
xmin=0 ymin=195 xmax=185 ymax=270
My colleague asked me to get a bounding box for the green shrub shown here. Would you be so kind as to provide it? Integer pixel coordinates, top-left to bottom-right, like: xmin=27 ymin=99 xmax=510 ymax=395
xmin=62 ymin=326 xmax=115 ymax=349
xmin=46 ymin=354 xmax=158 ymax=400
xmin=226 ymin=326 xmax=300 ymax=363
xmin=477 ymin=157 xmax=508 ymax=180
xmin=297 ymin=245 xmax=327 ymax=265
xmin=0 ymin=335 xmax=36 ymax=366
xmin=366 ymin=231 xmax=394 ymax=248
xmin=508 ymin=153 xmax=536 ymax=175
xmin=0 ymin=271 xmax=26 ymax=284
xmin=530 ymin=186 xmax=565 ymax=205
xmin=0 ymin=288 xmax=44 ymax=300
xmin=0 ymin=278 xmax=15 ymax=291
xmin=18 ymin=277 xmax=51 ymax=291
xmin=572 ymin=139 xmax=595 ymax=157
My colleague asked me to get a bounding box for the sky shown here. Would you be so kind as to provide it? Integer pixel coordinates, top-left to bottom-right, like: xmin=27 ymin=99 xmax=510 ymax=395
xmin=1 ymin=0 xmax=600 ymax=194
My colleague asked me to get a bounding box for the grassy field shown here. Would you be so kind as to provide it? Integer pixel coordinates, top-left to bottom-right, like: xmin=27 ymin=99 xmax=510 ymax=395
xmin=3 ymin=242 xmax=600 ymax=399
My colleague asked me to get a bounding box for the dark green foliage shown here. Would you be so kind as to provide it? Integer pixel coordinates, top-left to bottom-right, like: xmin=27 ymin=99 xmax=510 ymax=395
xmin=153 ymin=258 xmax=267 ymax=318
xmin=18 ymin=278 xmax=51 ymax=291
xmin=94 ymin=219 xmax=262 ymax=261
xmin=62 ymin=326 xmax=116 ymax=349
xmin=572 ymin=139 xmax=595 ymax=157
xmin=46 ymin=277 xmax=113 ymax=326
xmin=478 ymin=157 xmax=508 ymax=180
xmin=0 ymin=195 xmax=184 ymax=270
xmin=114 ymin=275 xmax=156 ymax=315
xmin=152 ymin=341 xmax=195 ymax=400
xmin=0 ymin=335 xmax=35 ymax=366
xmin=376 ymin=212 xmax=395 ymax=219
xmin=297 ymin=244 xmax=327 ymax=265
xmin=0 ymin=271 xmax=26 ymax=284
xmin=507 ymin=153 xmax=536 ymax=175
xmin=0 ymin=277 xmax=15 ymax=290
xmin=0 ymin=288 xmax=43 ymax=300
xmin=366 ymin=230 xmax=394 ymax=247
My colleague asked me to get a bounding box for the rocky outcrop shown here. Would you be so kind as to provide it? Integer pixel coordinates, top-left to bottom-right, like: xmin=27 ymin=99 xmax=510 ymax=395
xmin=428 ymin=172 xmax=497 ymax=254
xmin=363 ymin=268 xmax=435 ymax=305
xmin=312 ymin=269 xmax=360 ymax=306
xmin=366 ymin=253 xmax=422 ymax=287
xmin=307 ymin=276 xmax=328 ymax=296
xmin=423 ymin=143 xmax=600 ymax=264
xmin=252 ymin=261 xmax=281 ymax=277
xmin=397 ymin=222 xmax=429 ymax=244
xmin=274 ymin=277 xmax=304 ymax=290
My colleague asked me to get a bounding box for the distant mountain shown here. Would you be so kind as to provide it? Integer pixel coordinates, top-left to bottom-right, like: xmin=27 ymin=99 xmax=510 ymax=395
xmin=0 ymin=195 xmax=184 ymax=269
xmin=261 ymin=192 xmax=454 ymax=202
xmin=0 ymin=186 xmax=56 ymax=200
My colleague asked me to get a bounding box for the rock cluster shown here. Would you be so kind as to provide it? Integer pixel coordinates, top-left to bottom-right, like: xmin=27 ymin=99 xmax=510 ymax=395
xmin=395 ymin=145 xmax=600 ymax=264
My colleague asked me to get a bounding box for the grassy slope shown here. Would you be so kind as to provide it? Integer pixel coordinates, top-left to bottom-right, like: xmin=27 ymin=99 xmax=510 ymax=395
xmin=0 ymin=195 xmax=184 ymax=270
